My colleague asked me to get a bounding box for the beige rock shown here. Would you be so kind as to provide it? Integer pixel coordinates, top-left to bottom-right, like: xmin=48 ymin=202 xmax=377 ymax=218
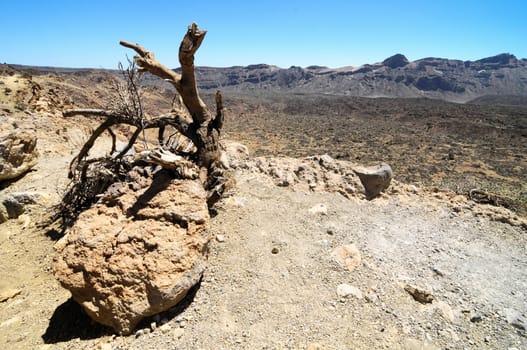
xmin=0 ymin=288 xmax=21 ymax=302
xmin=336 ymin=283 xmax=363 ymax=299
xmin=53 ymin=170 xmax=210 ymax=335
xmin=0 ymin=130 xmax=38 ymax=181
xmin=332 ymin=244 xmax=362 ymax=272
xmin=309 ymin=203 xmax=327 ymax=215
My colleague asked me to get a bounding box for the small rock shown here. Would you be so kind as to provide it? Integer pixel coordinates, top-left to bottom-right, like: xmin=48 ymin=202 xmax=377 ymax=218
xmin=174 ymin=315 xmax=186 ymax=323
xmin=365 ymin=291 xmax=379 ymax=303
xmin=271 ymin=247 xmax=280 ymax=254
xmin=309 ymin=203 xmax=327 ymax=215
xmin=434 ymin=301 xmax=455 ymax=322
xmin=215 ymin=234 xmax=225 ymax=242
xmin=332 ymin=244 xmax=361 ymax=272
xmin=404 ymin=284 xmax=434 ymax=304
xmin=336 ymin=283 xmax=363 ymax=299
xmin=0 ymin=130 xmax=39 ymax=181
xmin=173 ymin=327 xmax=184 ymax=339
xmin=150 ymin=321 xmax=157 ymax=330
xmin=159 ymin=323 xmax=171 ymax=333
xmin=470 ymin=314 xmax=483 ymax=323
xmin=1 ymin=192 xmax=41 ymax=222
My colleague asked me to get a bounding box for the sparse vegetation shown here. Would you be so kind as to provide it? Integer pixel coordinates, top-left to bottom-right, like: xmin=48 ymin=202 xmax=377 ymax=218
xmin=222 ymin=93 xmax=527 ymax=215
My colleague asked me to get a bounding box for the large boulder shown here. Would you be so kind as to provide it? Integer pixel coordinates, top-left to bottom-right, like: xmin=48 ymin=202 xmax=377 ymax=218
xmin=52 ymin=168 xmax=210 ymax=335
xmin=0 ymin=130 xmax=38 ymax=181
xmin=353 ymin=163 xmax=393 ymax=199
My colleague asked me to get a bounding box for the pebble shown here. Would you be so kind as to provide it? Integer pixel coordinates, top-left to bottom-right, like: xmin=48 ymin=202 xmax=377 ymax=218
xmin=159 ymin=324 xmax=172 ymax=333
xmin=173 ymin=328 xmax=184 ymax=339
xmin=150 ymin=321 xmax=157 ymax=330
xmin=365 ymin=291 xmax=379 ymax=303
xmin=271 ymin=247 xmax=280 ymax=254
xmin=336 ymin=283 xmax=363 ymax=299
xmin=174 ymin=315 xmax=186 ymax=323
xmin=215 ymin=234 xmax=225 ymax=242
xmin=404 ymin=284 xmax=434 ymax=304
xmin=308 ymin=203 xmax=327 ymax=215
xmin=470 ymin=314 xmax=482 ymax=323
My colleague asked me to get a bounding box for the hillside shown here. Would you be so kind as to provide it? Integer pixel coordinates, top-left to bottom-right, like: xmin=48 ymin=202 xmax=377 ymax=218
xmin=0 ymin=63 xmax=526 ymax=349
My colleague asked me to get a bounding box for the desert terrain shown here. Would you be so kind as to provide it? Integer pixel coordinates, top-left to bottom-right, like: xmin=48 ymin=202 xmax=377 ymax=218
xmin=0 ymin=63 xmax=526 ymax=349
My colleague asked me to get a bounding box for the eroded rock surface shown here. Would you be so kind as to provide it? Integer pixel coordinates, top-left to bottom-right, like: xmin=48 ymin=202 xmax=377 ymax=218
xmin=52 ymin=168 xmax=210 ymax=335
xmin=0 ymin=130 xmax=38 ymax=181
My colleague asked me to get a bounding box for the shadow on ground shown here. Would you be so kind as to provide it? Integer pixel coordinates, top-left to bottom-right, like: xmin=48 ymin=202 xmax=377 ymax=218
xmin=42 ymin=279 xmax=202 ymax=343
xmin=42 ymin=298 xmax=110 ymax=343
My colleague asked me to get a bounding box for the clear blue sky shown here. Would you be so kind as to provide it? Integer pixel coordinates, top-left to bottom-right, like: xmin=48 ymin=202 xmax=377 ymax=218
xmin=2 ymin=0 xmax=526 ymax=69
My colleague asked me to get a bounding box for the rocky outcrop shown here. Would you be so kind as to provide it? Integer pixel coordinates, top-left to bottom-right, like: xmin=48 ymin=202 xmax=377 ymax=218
xmin=0 ymin=130 xmax=38 ymax=181
xmin=223 ymin=150 xmax=395 ymax=201
xmin=228 ymin=153 xmax=365 ymax=199
xmin=185 ymin=53 xmax=527 ymax=102
xmin=383 ymin=54 xmax=409 ymax=69
xmin=53 ymin=168 xmax=210 ymax=335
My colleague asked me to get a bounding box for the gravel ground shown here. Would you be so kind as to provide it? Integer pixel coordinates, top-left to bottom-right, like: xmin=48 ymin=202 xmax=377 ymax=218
xmin=2 ymin=166 xmax=525 ymax=349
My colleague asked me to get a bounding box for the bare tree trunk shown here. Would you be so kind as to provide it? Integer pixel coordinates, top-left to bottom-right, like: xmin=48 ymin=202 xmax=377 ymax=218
xmin=59 ymin=23 xmax=225 ymax=224
xmin=120 ymin=23 xmax=222 ymax=171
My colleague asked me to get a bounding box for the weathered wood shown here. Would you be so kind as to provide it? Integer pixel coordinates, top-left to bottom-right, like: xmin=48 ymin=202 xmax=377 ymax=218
xmin=120 ymin=23 xmax=221 ymax=169
xmin=63 ymin=23 xmax=226 ymax=216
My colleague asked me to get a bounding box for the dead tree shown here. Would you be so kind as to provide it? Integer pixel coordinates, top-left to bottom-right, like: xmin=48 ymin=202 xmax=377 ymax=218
xmin=59 ymin=23 xmax=225 ymax=224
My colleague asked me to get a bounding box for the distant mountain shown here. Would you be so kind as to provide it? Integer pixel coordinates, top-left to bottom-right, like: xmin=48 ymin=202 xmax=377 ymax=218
xmin=187 ymin=53 xmax=527 ymax=103
xmin=10 ymin=53 xmax=527 ymax=103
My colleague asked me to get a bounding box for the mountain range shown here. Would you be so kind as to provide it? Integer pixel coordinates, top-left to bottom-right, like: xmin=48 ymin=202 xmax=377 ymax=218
xmin=9 ymin=53 xmax=527 ymax=104
xmin=187 ymin=53 xmax=527 ymax=103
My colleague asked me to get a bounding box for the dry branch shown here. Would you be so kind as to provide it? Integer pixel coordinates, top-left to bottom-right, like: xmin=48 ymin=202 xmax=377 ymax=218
xmin=120 ymin=23 xmax=221 ymax=169
xmin=59 ymin=22 xmax=226 ymax=225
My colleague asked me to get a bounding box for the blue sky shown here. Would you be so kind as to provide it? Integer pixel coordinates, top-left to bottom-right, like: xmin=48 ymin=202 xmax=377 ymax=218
xmin=2 ymin=0 xmax=526 ymax=69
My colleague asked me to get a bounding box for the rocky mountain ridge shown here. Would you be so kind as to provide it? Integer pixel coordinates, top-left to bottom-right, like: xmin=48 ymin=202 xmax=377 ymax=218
xmin=10 ymin=53 xmax=527 ymax=103
xmin=190 ymin=53 xmax=527 ymax=103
